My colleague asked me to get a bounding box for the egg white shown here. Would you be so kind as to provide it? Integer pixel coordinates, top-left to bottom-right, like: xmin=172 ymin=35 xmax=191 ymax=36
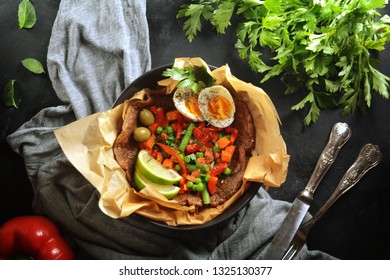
xmin=173 ymin=88 xmax=204 ymax=121
xmin=198 ymin=85 xmax=235 ymax=128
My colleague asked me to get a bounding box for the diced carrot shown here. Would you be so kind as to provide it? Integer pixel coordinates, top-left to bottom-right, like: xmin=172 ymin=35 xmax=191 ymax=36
xmin=139 ymin=136 xmax=155 ymax=151
xmin=186 ymin=175 xmax=196 ymax=182
xmin=156 ymin=142 xmax=188 ymax=175
xmin=207 ymin=176 xmax=218 ymax=195
xmin=166 ymin=110 xmax=181 ymax=121
xmin=204 ymin=148 xmax=214 ymax=163
xmin=155 ymin=151 xmax=164 ymax=163
xmin=221 ymin=145 xmax=235 ymax=163
xmin=179 ymin=178 xmax=188 ymax=194
xmin=196 ymin=157 xmax=206 ymax=165
xmin=163 ymin=158 xmax=174 ymax=169
xmin=191 ymin=168 xmax=201 ymax=178
xmin=229 ymin=128 xmax=238 ymax=144
xmin=216 ymin=136 xmax=230 ymax=149
xmin=159 ymin=132 xmax=169 ymax=140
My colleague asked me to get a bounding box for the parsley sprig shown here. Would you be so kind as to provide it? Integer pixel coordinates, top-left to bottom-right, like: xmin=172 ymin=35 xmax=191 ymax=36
xmin=162 ymin=65 xmax=215 ymax=92
xmin=177 ymin=0 xmax=390 ymax=125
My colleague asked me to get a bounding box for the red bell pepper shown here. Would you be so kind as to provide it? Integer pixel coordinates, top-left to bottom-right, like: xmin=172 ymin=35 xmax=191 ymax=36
xmin=0 ymin=216 xmax=75 ymax=260
xmin=186 ymin=142 xmax=202 ymax=153
xmin=210 ymin=162 xmax=229 ymax=176
xmin=156 ymin=142 xmax=188 ymax=175
xmin=207 ymin=175 xmax=218 ymax=195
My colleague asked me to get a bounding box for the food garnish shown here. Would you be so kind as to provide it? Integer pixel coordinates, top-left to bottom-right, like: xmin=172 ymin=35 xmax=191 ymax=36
xmin=162 ymin=65 xmax=215 ymax=92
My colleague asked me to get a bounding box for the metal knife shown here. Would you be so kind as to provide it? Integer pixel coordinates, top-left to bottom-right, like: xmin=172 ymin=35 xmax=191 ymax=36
xmin=282 ymin=143 xmax=383 ymax=260
xmin=263 ymin=122 xmax=352 ymax=260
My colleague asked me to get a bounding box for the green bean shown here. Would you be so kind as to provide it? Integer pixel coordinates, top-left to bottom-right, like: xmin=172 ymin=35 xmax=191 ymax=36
xmin=196 ymin=152 xmax=204 ymax=158
xmin=179 ymin=122 xmax=195 ymax=152
xmin=184 ymin=156 xmax=191 ymax=163
xmin=201 ymin=188 xmax=210 ymax=204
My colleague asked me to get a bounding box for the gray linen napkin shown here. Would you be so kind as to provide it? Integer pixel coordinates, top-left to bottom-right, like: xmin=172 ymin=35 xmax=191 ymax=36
xmin=6 ymin=0 xmax=334 ymax=260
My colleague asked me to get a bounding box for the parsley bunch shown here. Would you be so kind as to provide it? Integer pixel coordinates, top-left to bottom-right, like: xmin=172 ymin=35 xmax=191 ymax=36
xmin=177 ymin=0 xmax=390 ymax=125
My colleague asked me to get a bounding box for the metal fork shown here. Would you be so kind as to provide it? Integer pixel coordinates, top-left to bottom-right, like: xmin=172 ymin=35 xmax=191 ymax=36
xmin=282 ymin=143 xmax=383 ymax=260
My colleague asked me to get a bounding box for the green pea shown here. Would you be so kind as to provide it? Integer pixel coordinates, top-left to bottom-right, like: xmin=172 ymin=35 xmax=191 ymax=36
xmin=133 ymin=127 xmax=151 ymax=142
xmin=156 ymin=126 xmax=163 ymax=134
xmin=223 ymin=167 xmax=232 ymax=175
xmin=195 ymin=178 xmax=202 ymax=184
xmin=195 ymin=182 xmax=205 ymax=192
xmin=187 ymin=181 xmax=194 ymax=189
xmin=165 ymin=126 xmax=173 ymax=135
xmin=175 ymin=164 xmax=181 ymax=171
xmin=139 ymin=109 xmax=155 ymax=126
xmin=204 ymin=174 xmax=210 ymax=182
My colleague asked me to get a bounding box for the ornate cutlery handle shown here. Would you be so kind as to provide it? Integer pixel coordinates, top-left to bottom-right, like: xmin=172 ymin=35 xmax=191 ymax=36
xmin=298 ymin=122 xmax=352 ymax=204
xmin=302 ymin=143 xmax=383 ymax=230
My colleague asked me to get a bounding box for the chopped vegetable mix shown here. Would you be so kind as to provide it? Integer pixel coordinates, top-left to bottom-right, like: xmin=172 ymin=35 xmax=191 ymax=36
xmin=137 ymin=107 xmax=238 ymax=202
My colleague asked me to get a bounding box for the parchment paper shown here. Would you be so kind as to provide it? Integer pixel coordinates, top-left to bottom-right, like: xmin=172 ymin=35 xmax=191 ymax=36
xmin=54 ymin=57 xmax=290 ymax=226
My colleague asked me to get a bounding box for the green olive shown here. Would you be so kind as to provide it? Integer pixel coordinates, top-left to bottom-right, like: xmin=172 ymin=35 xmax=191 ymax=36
xmin=139 ymin=109 xmax=155 ymax=126
xmin=133 ymin=127 xmax=151 ymax=142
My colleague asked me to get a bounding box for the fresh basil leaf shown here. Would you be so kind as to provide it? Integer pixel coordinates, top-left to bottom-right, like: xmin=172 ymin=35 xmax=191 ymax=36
xmin=3 ymin=80 xmax=19 ymax=109
xmin=18 ymin=0 xmax=37 ymax=29
xmin=21 ymin=58 xmax=45 ymax=74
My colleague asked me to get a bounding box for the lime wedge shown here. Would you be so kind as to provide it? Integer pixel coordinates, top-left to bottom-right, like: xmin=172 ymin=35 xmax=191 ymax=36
xmin=134 ymin=168 xmax=181 ymax=199
xmin=136 ymin=149 xmax=182 ymax=185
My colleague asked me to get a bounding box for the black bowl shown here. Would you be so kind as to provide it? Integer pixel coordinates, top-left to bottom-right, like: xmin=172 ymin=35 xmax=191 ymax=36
xmin=113 ymin=64 xmax=261 ymax=231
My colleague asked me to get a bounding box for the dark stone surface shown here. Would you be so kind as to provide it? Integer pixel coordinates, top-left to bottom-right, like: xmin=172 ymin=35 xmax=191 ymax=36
xmin=1 ymin=0 xmax=389 ymax=259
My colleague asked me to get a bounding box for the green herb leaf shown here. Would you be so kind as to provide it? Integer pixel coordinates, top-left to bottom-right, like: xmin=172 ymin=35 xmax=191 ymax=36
xmin=177 ymin=4 xmax=213 ymax=42
xmin=21 ymin=58 xmax=45 ymax=74
xmin=162 ymin=65 xmax=215 ymax=92
xmin=3 ymin=80 xmax=19 ymax=109
xmin=18 ymin=0 xmax=37 ymax=29
xmin=177 ymin=0 xmax=390 ymax=125
xmin=211 ymin=1 xmax=236 ymax=34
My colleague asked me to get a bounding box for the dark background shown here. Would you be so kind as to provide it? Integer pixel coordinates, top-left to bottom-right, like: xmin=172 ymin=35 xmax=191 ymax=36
xmin=1 ymin=0 xmax=389 ymax=259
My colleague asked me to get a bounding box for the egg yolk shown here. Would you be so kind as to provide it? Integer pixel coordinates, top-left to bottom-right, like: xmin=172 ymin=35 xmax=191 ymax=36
xmin=207 ymin=96 xmax=232 ymax=120
xmin=185 ymin=95 xmax=203 ymax=118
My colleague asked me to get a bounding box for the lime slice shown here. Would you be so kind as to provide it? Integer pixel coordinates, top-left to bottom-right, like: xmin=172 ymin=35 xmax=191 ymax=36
xmin=134 ymin=168 xmax=181 ymax=199
xmin=136 ymin=149 xmax=182 ymax=184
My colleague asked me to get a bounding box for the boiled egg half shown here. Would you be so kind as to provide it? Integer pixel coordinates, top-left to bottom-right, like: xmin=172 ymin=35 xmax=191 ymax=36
xmin=198 ymin=85 xmax=235 ymax=128
xmin=173 ymin=88 xmax=204 ymax=122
